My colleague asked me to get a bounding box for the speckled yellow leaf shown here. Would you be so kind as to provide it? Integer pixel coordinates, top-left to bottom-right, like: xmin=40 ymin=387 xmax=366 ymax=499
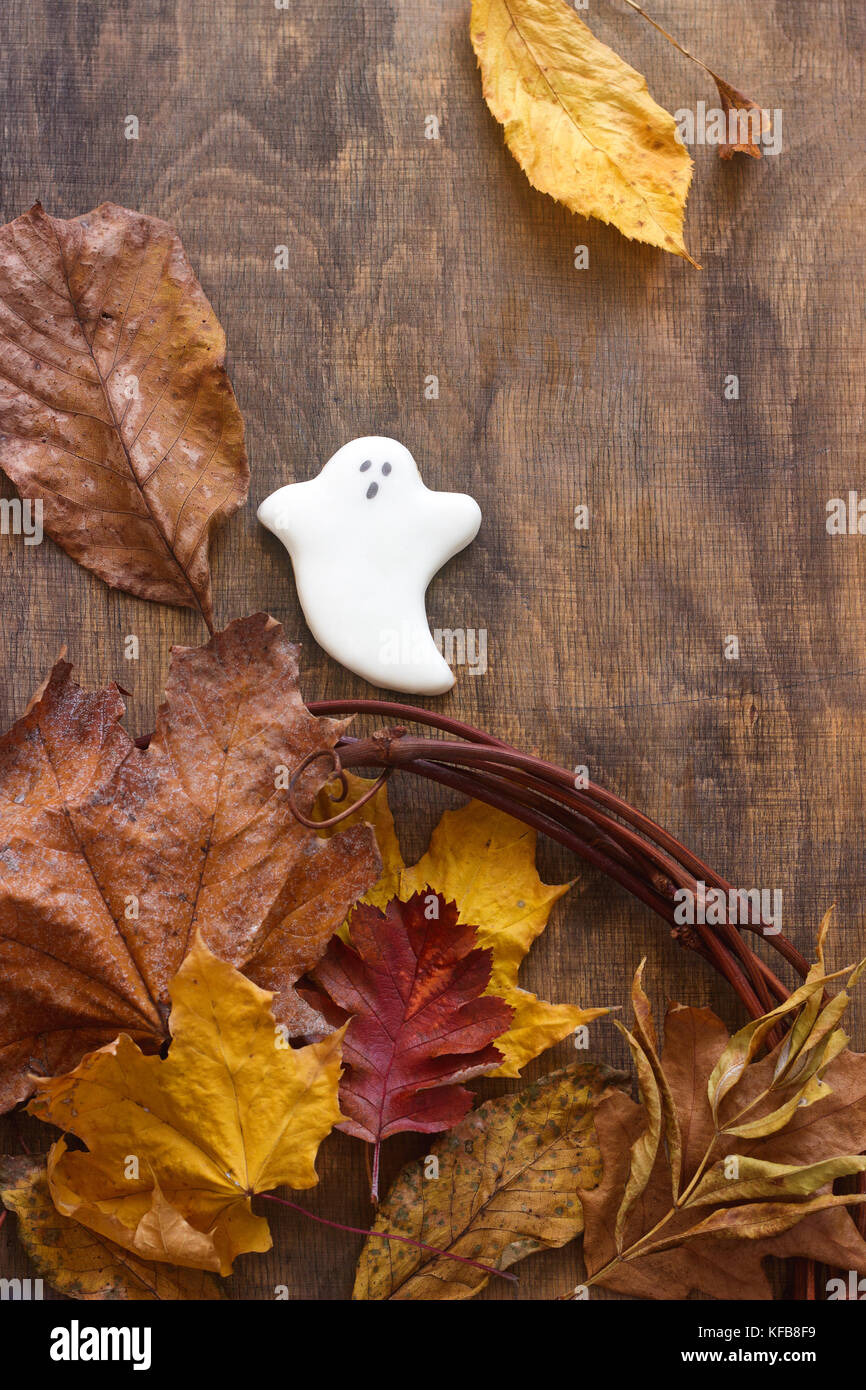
xmin=470 ymin=0 xmax=697 ymax=263
xmin=354 ymin=1063 xmax=624 ymax=1300
xmin=28 ymin=937 xmax=344 ymax=1276
xmin=0 ymin=1156 xmax=223 ymax=1300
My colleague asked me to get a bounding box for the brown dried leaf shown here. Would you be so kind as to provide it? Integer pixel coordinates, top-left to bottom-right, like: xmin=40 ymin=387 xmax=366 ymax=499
xmin=659 ymin=1003 xmax=729 ymax=1175
xmin=629 ymin=961 xmax=682 ymax=1198
xmin=707 ymin=967 xmax=849 ymax=1119
xmin=614 ymin=1021 xmax=662 ymax=1250
xmin=580 ymin=1074 xmax=866 ymax=1299
xmin=781 ymin=905 xmax=834 ymax=1071
xmin=618 ymin=1 xmax=774 ymax=163
xmin=721 ymin=1073 xmax=830 ymax=1139
xmin=714 ymin=78 xmax=774 ymax=160
xmin=0 ymin=611 xmax=380 ymax=1111
xmin=674 ymin=1192 xmax=866 ymax=1244
xmin=579 ymin=982 xmax=866 ymax=1299
xmin=734 ymin=1047 xmax=866 ymax=1166
xmin=0 ymin=202 xmax=248 ymax=625
xmin=687 ymin=1154 xmax=866 ymax=1208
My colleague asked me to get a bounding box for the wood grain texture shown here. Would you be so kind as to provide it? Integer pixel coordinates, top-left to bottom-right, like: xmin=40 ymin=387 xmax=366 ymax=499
xmin=0 ymin=0 xmax=863 ymax=1301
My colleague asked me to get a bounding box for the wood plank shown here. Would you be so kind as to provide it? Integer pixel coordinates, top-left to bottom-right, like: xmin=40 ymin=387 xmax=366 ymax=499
xmin=0 ymin=0 xmax=863 ymax=1301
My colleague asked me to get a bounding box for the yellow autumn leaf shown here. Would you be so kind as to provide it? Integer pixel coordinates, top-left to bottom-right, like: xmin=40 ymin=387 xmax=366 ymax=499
xmin=0 ymin=1156 xmax=223 ymax=1300
xmin=402 ymin=801 xmax=606 ymax=1074
xmin=315 ymin=771 xmax=403 ymax=913
xmin=317 ymin=779 xmax=605 ymax=1076
xmin=470 ymin=0 xmax=697 ymax=263
xmin=28 ymin=937 xmax=344 ymax=1276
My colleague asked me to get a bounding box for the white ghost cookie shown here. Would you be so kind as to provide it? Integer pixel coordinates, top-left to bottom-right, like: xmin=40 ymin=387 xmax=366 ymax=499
xmin=257 ymin=437 xmax=481 ymax=694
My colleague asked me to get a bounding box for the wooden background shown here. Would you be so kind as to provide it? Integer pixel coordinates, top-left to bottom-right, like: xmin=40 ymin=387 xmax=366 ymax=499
xmin=0 ymin=0 xmax=863 ymax=1301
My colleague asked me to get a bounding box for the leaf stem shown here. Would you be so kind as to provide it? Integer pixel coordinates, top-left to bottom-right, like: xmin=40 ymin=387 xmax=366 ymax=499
xmin=260 ymin=1192 xmax=518 ymax=1286
xmin=578 ymin=1120 xmax=729 ymax=1290
xmin=371 ymin=1141 xmax=381 ymax=1207
xmin=618 ymin=0 xmax=717 ymax=79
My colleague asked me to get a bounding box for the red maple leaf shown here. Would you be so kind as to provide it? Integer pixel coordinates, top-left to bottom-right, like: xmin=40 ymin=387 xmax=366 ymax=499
xmin=311 ymin=892 xmax=513 ymax=1200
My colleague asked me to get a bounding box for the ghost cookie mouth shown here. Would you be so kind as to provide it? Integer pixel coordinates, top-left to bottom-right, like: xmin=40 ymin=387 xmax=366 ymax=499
xmin=359 ymin=456 xmax=393 ymax=500
xmin=257 ymin=434 xmax=481 ymax=695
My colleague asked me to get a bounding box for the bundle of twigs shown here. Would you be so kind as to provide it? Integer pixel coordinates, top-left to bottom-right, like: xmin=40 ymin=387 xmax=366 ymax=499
xmin=305 ymin=698 xmax=810 ymax=1014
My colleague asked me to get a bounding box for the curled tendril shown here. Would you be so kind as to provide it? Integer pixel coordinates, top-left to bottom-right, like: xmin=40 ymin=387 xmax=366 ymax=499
xmin=287 ymin=746 xmax=391 ymax=830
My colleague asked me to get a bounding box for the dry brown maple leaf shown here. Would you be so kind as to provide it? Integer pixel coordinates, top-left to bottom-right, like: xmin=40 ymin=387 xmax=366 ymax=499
xmin=576 ymin=962 xmax=866 ymax=1300
xmin=0 ymin=611 xmax=379 ymax=1112
xmin=0 ymin=201 xmax=248 ymax=626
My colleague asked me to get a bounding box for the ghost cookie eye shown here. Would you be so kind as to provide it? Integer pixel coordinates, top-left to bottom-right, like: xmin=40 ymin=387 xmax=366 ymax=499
xmin=360 ymin=459 xmax=372 ymax=472
xmin=382 ymin=462 xmax=392 ymax=475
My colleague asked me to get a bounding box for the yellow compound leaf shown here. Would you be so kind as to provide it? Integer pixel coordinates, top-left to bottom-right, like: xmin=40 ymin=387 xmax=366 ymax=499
xmin=470 ymin=0 xmax=697 ymax=263
xmin=28 ymin=937 xmax=344 ymax=1276
xmin=686 ymin=1154 xmax=866 ymax=1208
xmin=614 ymin=1020 xmax=662 ymax=1250
xmin=676 ymin=1192 xmax=866 ymax=1246
xmin=400 ymin=800 xmax=606 ymax=1075
xmin=708 ymin=963 xmax=859 ymax=1119
xmin=0 ymin=1156 xmax=223 ymax=1300
xmin=578 ymin=935 xmax=866 ymax=1300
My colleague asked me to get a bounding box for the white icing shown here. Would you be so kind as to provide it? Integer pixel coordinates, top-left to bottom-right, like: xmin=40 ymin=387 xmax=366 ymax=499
xmin=257 ymin=437 xmax=482 ymax=694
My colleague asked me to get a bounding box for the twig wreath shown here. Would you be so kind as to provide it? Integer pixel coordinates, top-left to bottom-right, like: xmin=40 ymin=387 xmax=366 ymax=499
xmin=294 ymin=700 xmax=852 ymax=1301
